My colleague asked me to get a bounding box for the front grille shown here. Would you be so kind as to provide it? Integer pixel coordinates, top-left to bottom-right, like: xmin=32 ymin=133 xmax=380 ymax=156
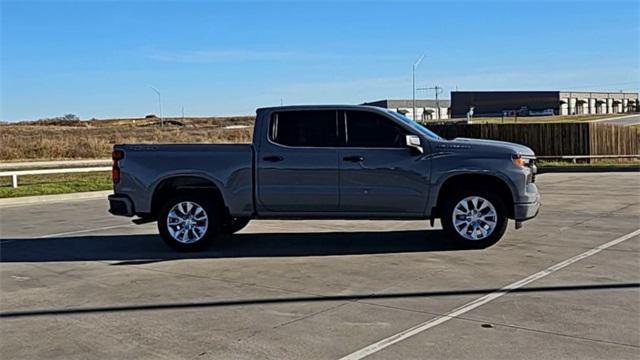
xmin=529 ymin=159 xmax=537 ymax=183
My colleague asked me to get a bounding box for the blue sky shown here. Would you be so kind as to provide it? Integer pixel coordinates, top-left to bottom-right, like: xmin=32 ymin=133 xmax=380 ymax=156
xmin=1 ymin=0 xmax=638 ymax=121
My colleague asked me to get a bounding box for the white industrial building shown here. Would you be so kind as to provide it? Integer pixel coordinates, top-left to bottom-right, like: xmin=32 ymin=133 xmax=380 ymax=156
xmin=559 ymin=91 xmax=638 ymax=115
xmin=451 ymin=91 xmax=638 ymax=117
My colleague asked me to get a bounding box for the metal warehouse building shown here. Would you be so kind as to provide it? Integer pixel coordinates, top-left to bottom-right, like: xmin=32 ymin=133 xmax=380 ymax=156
xmin=450 ymin=91 xmax=639 ymax=118
xmin=362 ymin=99 xmax=450 ymax=120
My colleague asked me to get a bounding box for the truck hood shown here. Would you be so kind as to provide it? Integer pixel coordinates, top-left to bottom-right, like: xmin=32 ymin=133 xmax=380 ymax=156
xmin=446 ymin=137 xmax=535 ymax=157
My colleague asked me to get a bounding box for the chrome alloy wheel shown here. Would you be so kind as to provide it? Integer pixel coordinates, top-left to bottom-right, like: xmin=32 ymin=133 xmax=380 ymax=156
xmin=166 ymin=201 xmax=209 ymax=244
xmin=452 ymin=196 xmax=497 ymax=241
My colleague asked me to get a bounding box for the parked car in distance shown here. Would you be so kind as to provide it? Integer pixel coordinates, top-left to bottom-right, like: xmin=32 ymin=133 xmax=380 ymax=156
xmin=528 ymin=109 xmax=555 ymax=116
xmin=108 ymin=105 xmax=540 ymax=251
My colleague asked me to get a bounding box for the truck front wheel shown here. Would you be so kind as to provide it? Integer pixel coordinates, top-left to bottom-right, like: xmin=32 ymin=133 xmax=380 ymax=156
xmin=157 ymin=193 xmax=220 ymax=251
xmin=441 ymin=189 xmax=508 ymax=248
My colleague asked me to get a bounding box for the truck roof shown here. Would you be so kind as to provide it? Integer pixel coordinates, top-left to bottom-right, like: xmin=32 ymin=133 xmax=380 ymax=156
xmin=256 ymin=104 xmax=385 ymax=113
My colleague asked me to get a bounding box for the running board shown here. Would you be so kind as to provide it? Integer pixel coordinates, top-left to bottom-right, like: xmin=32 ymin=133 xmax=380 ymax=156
xmin=132 ymin=217 xmax=155 ymax=225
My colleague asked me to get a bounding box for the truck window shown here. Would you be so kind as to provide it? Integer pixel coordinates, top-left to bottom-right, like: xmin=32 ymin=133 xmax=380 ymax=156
xmin=269 ymin=110 xmax=338 ymax=147
xmin=344 ymin=110 xmax=407 ymax=148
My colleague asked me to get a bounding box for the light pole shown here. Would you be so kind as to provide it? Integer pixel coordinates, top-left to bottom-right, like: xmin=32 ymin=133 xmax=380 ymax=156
xmin=150 ymin=87 xmax=163 ymax=128
xmin=412 ymin=55 xmax=425 ymax=121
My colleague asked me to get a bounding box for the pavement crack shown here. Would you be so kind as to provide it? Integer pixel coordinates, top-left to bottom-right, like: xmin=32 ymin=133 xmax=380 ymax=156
xmin=235 ymin=302 xmax=351 ymax=344
xmin=354 ymin=299 xmax=640 ymax=350
xmin=272 ymin=301 xmax=350 ymax=330
xmin=525 ymin=201 xmax=639 ymax=243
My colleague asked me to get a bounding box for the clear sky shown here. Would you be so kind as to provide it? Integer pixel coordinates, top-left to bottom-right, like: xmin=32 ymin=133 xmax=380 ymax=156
xmin=1 ymin=0 xmax=638 ymax=121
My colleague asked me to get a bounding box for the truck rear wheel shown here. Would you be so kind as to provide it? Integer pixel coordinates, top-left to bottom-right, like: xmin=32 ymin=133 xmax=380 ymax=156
xmin=441 ymin=188 xmax=508 ymax=248
xmin=157 ymin=193 xmax=220 ymax=251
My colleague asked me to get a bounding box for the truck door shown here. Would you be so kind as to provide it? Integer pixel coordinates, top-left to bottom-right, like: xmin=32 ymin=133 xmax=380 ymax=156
xmin=257 ymin=110 xmax=340 ymax=213
xmin=338 ymin=110 xmax=430 ymax=215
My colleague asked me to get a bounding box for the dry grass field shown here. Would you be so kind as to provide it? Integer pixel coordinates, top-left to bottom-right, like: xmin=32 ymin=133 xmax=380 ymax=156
xmin=2 ymin=113 xmax=624 ymax=161
xmin=0 ymin=116 xmax=255 ymax=161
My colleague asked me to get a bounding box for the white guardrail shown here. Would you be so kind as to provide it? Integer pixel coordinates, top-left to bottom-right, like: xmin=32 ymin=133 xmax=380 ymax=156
xmin=536 ymin=154 xmax=640 ymax=163
xmin=0 ymin=159 xmax=111 ymax=188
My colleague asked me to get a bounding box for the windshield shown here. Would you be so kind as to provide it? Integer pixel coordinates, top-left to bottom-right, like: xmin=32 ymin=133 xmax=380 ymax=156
xmin=387 ymin=110 xmax=443 ymax=140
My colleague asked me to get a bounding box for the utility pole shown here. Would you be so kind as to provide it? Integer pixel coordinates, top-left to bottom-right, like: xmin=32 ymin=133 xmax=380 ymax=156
xmin=412 ymin=55 xmax=425 ymax=121
xmin=150 ymin=87 xmax=163 ymax=128
xmin=416 ymin=85 xmax=443 ymax=120
xmin=434 ymin=85 xmax=441 ymax=120
xmin=181 ymin=105 xmax=185 ymax=122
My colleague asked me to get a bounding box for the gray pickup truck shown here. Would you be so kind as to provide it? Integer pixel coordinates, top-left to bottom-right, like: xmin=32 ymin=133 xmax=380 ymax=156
xmin=109 ymin=105 xmax=539 ymax=251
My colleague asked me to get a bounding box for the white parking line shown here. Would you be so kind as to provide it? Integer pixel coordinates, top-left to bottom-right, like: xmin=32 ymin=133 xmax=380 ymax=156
xmin=39 ymin=223 xmax=136 ymax=238
xmin=340 ymin=228 xmax=640 ymax=360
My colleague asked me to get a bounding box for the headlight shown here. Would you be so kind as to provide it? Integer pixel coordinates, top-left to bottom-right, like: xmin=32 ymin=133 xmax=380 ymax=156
xmin=512 ymin=154 xmax=533 ymax=168
xmin=512 ymin=157 xmax=526 ymax=167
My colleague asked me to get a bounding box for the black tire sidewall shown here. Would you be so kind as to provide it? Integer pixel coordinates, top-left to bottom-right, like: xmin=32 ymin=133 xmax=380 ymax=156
xmin=441 ymin=188 xmax=508 ymax=248
xmin=157 ymin=193 xmax=219 ymax=251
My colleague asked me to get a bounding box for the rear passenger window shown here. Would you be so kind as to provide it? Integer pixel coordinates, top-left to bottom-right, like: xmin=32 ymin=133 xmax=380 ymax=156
xmin=270 ymin=111 xmax=338 ymax=147
xmin=345 ymin=111 xmax=407 ymax=148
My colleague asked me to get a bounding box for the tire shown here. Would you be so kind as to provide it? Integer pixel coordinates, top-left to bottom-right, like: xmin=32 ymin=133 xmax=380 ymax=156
xmin=441 ymin=187 xmax=508 ymax=248
xmin=221 ymin=217 xmax=251 ymax=235
xmin=157 ymin=193 xmax=220 ymax=251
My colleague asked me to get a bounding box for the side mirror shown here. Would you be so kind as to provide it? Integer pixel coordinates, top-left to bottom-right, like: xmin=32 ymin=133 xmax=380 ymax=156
xmin=405 ymin=135 xmax=423 ymax=154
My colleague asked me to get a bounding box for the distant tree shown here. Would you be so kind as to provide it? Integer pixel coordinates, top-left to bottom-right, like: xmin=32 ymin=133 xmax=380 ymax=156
xmin=63 ymin=113 xmax=80 ymax=121
xmin=37 ymin=114 xmax=80 ymax=122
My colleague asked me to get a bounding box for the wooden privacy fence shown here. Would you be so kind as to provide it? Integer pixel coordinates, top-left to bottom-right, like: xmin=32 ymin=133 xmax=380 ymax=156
xmin=426 ymin=123 xmax=639 ymax=156
xmin=588 ymin=123 xmax=639 ymax=155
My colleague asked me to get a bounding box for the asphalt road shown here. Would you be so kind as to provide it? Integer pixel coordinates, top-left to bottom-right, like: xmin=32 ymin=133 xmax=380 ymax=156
xmin=1 ymin=172 xmax=639 ymax=359
xmin=594 ymin=114 xmax=640 ymax=126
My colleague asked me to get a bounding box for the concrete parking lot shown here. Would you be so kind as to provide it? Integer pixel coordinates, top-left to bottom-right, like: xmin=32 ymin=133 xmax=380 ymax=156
xmin=1 ymin=172 xmax=639 ymax=359
xmin=595 ymin=114 xmax=640 ymax=126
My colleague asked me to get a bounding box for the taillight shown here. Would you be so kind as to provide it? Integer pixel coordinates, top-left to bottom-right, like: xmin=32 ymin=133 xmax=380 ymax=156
xmin=112 ymin=150 xmax=124 ymax=183
xmin=112 ymin=149 xmax=124 ymax=161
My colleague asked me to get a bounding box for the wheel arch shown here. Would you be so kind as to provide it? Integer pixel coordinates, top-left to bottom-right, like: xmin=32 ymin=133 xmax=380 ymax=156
xmin=434 ymin=173 xmax=515 ymax=219
xmin=150 ymin=174 xmax=227 ymax=219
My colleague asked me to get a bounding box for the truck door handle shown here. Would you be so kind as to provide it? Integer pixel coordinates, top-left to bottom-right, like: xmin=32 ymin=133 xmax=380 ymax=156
xmin=343 ymin=155 xmax=364 ymax=162
xmin=263 ymin=155 xmax=284 ymax=162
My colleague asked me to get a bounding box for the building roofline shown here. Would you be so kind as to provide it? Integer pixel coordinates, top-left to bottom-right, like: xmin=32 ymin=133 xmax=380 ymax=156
xmin=451 ymin=90 xmax=638 ymax=95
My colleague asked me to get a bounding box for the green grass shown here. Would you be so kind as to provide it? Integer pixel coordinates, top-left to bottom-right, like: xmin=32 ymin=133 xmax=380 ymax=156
xmin=0 ymin=172 xmax=112 ymax=198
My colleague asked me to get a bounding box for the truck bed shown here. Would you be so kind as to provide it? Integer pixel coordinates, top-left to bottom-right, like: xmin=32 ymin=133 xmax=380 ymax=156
xmin=113 ymin=143 xmax=254 ymax=216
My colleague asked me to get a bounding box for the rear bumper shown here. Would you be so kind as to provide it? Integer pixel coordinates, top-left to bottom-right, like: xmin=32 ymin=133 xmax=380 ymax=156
xmin=108 ymin=194 xmax=134 ymax=217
